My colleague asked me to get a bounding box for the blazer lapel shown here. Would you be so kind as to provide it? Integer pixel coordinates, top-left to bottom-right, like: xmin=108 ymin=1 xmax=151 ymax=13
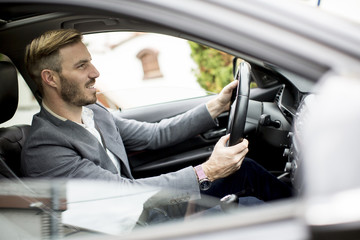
xmin=39 ymin=107 xmax=120 ymax=175
xmin=94 ymin=122 xmax=133 ymax=179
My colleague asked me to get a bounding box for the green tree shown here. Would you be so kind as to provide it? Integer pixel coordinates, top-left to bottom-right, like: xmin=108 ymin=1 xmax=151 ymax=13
xmin=189 ymin=42 xmax=233 ymax=93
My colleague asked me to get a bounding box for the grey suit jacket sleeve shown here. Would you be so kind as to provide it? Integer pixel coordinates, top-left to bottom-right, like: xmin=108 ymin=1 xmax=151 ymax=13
xmin=113 ymin=104 xmax=217 ymax=151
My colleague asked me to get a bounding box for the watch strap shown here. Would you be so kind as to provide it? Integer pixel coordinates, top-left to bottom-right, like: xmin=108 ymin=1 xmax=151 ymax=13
xmin=194 ymin=164 xmax=207 ymax=180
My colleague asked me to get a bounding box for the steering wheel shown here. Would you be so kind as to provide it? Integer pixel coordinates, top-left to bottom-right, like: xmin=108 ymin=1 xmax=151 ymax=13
xmin=226 ymin=61 xmax=251 ymax=146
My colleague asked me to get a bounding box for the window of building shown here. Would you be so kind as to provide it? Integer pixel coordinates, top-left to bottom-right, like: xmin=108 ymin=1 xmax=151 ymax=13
xmin=136 ymin=48 xmax=163 ymax=80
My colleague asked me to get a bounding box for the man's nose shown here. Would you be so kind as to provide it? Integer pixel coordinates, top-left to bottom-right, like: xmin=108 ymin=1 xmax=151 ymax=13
xmin=89 ymin=63 xmax=100 ymax=79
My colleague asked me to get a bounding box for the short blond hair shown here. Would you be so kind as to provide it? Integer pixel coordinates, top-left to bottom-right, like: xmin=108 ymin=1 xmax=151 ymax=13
xmin=25 ymin=29 xmax=82 ymax=96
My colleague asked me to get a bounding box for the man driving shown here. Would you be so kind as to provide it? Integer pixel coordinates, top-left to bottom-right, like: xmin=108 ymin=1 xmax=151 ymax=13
xmin=21 ymin=29 xmax=292 ymax=216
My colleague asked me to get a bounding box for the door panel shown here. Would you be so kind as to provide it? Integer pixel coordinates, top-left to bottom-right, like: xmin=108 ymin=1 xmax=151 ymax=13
xmin=115 ymin=95 xmax=216 ymax=123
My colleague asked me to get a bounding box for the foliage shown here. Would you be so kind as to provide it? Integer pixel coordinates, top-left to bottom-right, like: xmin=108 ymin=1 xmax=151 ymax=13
xmin=188 ymin=42 xmax=233 ymax=93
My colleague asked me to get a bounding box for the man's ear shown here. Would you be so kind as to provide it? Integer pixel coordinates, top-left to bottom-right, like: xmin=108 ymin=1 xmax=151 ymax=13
xmin=41 ymin=69 xmax=58 ymax=88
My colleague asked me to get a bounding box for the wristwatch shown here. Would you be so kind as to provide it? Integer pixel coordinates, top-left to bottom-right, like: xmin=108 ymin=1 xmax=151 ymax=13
xmin=194 ymin=164 xmax=212 ymax=191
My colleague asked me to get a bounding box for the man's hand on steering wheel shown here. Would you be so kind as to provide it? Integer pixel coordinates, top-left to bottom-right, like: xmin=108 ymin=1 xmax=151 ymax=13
xmin=202 ymin=135 xmax=249 ymax=182
xmin=206 ymin=80 xmax=239 ymax=119
xmin=200 ymin=62 xmax=252 ymax=182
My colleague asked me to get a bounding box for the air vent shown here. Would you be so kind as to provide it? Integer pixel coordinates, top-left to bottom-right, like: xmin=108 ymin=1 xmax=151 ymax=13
xmin=274 ymin=84 xmax=285 ymax=104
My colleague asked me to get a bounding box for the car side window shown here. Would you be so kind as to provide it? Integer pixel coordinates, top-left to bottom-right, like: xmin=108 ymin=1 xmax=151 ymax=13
xmin=83 ymin=32 xmax=212 ymax=111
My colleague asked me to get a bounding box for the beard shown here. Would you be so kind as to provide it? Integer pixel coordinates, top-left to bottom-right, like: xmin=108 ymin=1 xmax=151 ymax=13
xmin=59 ymin=73 xmax=97 ymax=107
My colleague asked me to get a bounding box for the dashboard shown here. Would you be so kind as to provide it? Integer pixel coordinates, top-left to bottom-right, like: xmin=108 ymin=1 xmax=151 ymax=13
xmin=262 ymin=72 xmax=313 ymax=192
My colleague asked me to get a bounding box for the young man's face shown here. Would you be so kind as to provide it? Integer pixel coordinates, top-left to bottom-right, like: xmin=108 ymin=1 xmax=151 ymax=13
xmin=58 ymin=41 xmax=100 ymax=107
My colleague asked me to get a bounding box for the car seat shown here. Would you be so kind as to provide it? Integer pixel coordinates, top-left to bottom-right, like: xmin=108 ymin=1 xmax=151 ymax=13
xmin=0 ymin=60 xmax=31 ymax=178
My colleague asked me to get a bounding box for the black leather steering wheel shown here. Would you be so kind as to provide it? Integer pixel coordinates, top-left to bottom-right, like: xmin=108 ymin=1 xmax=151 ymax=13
xmin=226 ymin=61 xmax=251 ymax=146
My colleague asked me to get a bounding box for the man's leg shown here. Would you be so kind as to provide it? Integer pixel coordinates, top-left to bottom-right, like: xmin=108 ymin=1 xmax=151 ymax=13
xmin=201 ymin=158 xmax=293 ymax=201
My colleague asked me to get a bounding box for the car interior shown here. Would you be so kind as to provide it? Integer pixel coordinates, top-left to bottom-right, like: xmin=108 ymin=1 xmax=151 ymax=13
xmin=0 ymin=46 xmax=308 ymax=238
xmin=0 ymin=7 xmax=318 ymax=194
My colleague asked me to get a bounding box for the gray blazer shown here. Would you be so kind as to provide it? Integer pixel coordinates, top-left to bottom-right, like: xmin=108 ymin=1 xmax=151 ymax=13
xmin=21 ymin=103 xmax=217 ymax=201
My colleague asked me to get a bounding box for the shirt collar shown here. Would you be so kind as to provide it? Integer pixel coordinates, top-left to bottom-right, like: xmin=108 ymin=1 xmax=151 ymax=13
xmin=42 ymin=102 xmax=67 ymax=121
xmin=42 ymin=102 xmax=95 ymax=128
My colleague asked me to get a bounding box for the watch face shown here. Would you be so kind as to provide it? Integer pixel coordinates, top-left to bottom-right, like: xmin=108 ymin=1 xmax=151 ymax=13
xmin=200 ymin=179 xmax=211 ymax=191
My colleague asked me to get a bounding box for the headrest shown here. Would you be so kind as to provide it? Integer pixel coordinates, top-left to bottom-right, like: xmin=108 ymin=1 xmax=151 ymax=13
xmin=0 ymin=61 xmax=18 ymax=124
